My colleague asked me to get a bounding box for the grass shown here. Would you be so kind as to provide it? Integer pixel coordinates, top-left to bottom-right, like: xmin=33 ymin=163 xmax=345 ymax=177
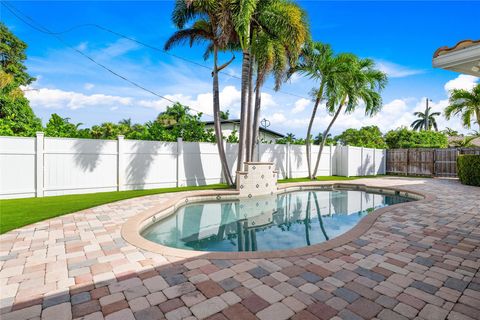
xmin=0 ymin=174 xmax=418 ymax=234
xmin=0 ymin=184 xmax=229 ymax=234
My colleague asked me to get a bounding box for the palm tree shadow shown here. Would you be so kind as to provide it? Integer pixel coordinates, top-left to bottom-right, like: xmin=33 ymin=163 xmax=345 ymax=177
xmin=183 ymin=142 xmax=207 ymax=186
xmin=73 ymin=138 xmax=111 ymax=172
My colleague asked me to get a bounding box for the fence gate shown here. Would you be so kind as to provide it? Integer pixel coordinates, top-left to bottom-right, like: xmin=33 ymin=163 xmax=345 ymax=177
xmin=386 ymin=147 xmax=479 ymax=177
xmin=434 ymin=149 xmax=458 ymax=177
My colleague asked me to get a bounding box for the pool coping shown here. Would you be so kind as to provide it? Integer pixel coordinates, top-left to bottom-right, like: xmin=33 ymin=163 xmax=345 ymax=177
xmin=121 ymin=181 xmax=434 ymax=260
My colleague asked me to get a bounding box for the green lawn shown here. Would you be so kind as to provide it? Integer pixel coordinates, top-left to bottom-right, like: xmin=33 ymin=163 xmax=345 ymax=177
xmin=0 ymin=175 xmax=387 ymax=234
xmin=0 ymin=184 xmax=229 ymax=234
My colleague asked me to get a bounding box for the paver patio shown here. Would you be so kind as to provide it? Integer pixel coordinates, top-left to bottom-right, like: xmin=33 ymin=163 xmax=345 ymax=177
xmin=1 ymin=177 xmax=479 ymax=320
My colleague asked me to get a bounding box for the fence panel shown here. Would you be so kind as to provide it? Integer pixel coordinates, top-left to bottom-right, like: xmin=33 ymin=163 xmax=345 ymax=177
xmin=386 ymin=149 xmax=408 ymax=175
xmin=387 ymin=147 xmax=480 ymax=177
xmin=434 ymin=149 xmax=458 ymax=177
xmin=407 ymin=149 xmax=434 ymax=176
xmin=0 ymin=135 xmax=387 ymax=199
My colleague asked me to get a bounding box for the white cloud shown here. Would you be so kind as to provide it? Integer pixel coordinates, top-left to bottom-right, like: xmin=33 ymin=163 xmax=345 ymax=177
xmin=270 ymin=112 xmax=287 ymax=124
xmin=96 ymin=39 xmax=140 ymax=59
xmin=375 ymin=60 xmax=424 ymax=78
xmin=26 ymin=88 xmax=132 ymax=110
xmin=76 ymin=42 xmax=88 ymax=51
xmin=291 ymin=98 xmax=310 ymax=114
xmin=84 ymin=83 xmax=95 ymax=90
xmin=444 ymin=74 xmax=478 ymax=93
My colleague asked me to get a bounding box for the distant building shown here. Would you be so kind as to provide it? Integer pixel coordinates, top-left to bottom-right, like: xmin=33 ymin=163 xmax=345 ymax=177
xmin=203 ymin=119 xmax=285 ymax=143
xmin=433 ymin=39 xmax=480 ymax=76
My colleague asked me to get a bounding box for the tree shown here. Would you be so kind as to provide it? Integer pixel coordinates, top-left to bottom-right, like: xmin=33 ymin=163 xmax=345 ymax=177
xmin=0 ymin=23 xmax=41 ymax=136
xmin=334 ymin=126 xmax=387 ymax=149
xmin=314 ymin=132 xmax=334 ymax=146
xmin=450 ymin=136 xmax=476 ymax=148
xmin=445 ymin=83 xmax=480 ymax=131
xmin=442 ymin=127 xmax=460 ymax=137
xmin=166 ymin=2 xmax=236 ymax=185
xmin=410 ymin=105 xmax=440 ymax=131
xmin=44 ymin=114 xmax=83 ymax=138
xmin=385 ymin=127 xmax=448 ymax=148
xmin=287 ymin=42 xmax=352 ymax=177
xmin=220 ymin=110 xmax=230 ymax=120
xmin=311 ymin=56 xmax=387 ymax=178
xmin=231 ymin=0 xmax=308 ymax=172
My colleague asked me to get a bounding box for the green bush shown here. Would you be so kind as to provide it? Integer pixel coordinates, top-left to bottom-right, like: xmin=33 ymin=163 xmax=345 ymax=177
xmin=457 ymin=155 xmax=480 ymax=186
xmin=385 ymin=128 xmax=448 ymax=149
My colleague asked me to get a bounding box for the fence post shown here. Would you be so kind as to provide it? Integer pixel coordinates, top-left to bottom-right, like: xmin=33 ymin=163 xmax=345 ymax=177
xmin=286 ymin=142 xmax=290 ymax=179
xmin=117 ymin=135 xmax=125 ymax=191
xmin=35 ymin=132 xmax=44 ymax=197
xmin=383 ymin=149 xmax=387 ymax=175
xmin=257 ymin=141 xmax=261 ymax=162
xmin=346 ymin=146 xmax=350 ymax=177
xmin=329 ymin=145 xmax=333 ymax=176
xmin=176 ymin=137 xmax=183 ymax=187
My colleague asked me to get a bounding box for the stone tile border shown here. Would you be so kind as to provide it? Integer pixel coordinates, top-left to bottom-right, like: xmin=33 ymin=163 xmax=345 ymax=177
xmin=121 ymin=182 xmax=432 ymax=260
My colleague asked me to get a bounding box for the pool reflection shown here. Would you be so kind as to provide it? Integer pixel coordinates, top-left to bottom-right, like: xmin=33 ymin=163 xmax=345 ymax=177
xmin=142 ymin=190 xmax=410 ymax=252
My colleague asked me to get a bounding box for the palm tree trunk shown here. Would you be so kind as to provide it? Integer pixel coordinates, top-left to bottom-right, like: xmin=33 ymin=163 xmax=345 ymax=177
xmin=306 ymin=82 xmax=325 ymax=179
xmin=213 ymin=46 xmax=234 ymax=186
xmin=236 ymin=50 xmax=251 ymax=175
xmin=251 ymin=70 xmax=263 ymax=161
xmin=245 ymin=56 xmax=255 ymax=162
xmin=312 ymin=98 xmax=345 ymax=177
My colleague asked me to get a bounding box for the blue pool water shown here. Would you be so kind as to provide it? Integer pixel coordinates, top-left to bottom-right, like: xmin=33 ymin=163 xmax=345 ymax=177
xmin=142 ymin=190 xmax=412 ymax=252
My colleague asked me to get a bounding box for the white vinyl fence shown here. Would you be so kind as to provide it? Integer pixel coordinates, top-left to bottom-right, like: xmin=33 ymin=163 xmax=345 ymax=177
xmin=0 ymin=133 xmax=386 ymax=199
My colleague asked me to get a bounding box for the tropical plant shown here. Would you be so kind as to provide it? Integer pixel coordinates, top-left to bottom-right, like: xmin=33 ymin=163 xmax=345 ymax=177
xmin=165 ymin=1 xmax=236 ymax=185
xmin=0 ymin=24 xmax=42 ymax=136
xmin=442 ymin=127 xmax=460 ymax=137
xmin=287 ymin=41 xmax=351 ymax=178
xmin=334 ymin=126 xmax=387 ymax=149
xmin=449 ymin=136 xmax=477 ymax=148
xmin=385 ymin=127 xmax=448 ymax=149
xmin=231 ymin=0 xmax=308 ymax=171
xmin=445 ymin=84 xmax=480 ymax=131
xmin=410 ymin=105 xmax=440 ymax=131
xmin=313 ymin=132 xmax=334 ymax=146
xmin=311 ymin=55 xmax=387 ymax=178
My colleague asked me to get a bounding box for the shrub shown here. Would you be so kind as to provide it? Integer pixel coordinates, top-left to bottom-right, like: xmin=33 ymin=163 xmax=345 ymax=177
xmin=385 ymin=128 xmax=448 ymax=149
xmin=457 ymin=155 xmax=480 ymax=186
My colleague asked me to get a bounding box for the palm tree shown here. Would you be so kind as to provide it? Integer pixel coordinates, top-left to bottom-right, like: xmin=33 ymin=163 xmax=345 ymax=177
xmin=288 ymin=42 xmax=354 ymax=178
xmin=443 ymin=127 xmax=459 ymax=136
xmin=445 ymin=83 xmax=480 ymax=131
xmin=231 ymin=0 xmax=308 ymax=172
xmin=250 ymin=24 xmax=308 ymax=160
xmin=165 ymin=1 xmax=236 ymax=185
xmin=410 ymin=105 xmax=440 ymax=131
xmin=312 ymin=56 xmax=387 ymax=178
xmin=450 ymin=136 xmax=476 ymax=148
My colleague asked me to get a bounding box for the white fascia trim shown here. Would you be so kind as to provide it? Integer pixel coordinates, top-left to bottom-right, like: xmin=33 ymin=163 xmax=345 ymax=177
xmin=432 ymin=44 xmax=480 ymax=69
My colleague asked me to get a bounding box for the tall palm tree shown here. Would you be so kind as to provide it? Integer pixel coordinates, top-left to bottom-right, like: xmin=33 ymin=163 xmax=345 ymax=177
xmin=410 ymin=106 xmax=440 ymax=131
xmin=288 ymin=42 xmax=355 ymax=178
xmin=250 ymin=22 xmax=308 ymax=160
xmin=312 ymin=56 xmax=387 ymax=178
xmin=166 ymin=1 xmax=236 ymax=185
xmin=445 ymin=83 xmax=480 ymax=131
xmin=231 ymin=0 xmax=308 ymax=172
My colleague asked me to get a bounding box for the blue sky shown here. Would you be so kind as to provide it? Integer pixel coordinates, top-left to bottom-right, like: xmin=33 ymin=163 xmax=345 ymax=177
xmin=3 ymin=1 xmax=479 ymax=135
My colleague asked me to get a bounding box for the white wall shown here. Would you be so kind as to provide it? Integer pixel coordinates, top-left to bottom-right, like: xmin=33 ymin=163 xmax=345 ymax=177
xmin=0 ymin=135 xmax=386 ymax=199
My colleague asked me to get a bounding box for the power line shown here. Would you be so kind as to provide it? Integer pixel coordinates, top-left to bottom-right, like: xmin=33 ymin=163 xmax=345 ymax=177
xmin=1 ymin=0 xmax=310 ymax=101
xmin=1 ymin=0 xmax=243 ymax=125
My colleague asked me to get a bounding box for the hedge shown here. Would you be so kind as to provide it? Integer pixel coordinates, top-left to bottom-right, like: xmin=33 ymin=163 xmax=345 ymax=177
xmin=457 ymin=155 xmax=480 ymax=186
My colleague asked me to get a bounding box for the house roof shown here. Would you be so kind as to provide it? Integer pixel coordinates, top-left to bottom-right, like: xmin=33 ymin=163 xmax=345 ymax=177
xmin=432 ymin=39 xmax=480 ymax=76
xmin=203 ymin=119 xmax=285 ymax=138
xmin=433 ymin=40 xmax=480 ymax=58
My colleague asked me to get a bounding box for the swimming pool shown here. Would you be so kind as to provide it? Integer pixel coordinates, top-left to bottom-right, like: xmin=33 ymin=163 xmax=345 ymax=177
xmin=141 ymin=189 xmax=413 ymax=252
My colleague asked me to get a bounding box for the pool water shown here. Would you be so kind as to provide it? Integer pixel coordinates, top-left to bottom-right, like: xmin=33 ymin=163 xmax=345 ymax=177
xmin=142 ymin=190 xmax=412 ymax=252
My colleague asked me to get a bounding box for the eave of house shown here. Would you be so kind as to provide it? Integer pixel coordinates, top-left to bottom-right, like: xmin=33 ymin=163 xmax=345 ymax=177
xmin=432 ymin=40 xmax=480 ymax=76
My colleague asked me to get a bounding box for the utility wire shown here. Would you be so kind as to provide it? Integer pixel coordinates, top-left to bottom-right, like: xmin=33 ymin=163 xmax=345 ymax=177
xmin=1 ymin=0 xmax=310 ymax=101
xmin=1 ymin=0 xmax=243 ymax=125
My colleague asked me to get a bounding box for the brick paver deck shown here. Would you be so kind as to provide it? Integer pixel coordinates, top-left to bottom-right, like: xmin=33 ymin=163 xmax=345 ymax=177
xmin=1 ymin=177 xmax=479 ymax=320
